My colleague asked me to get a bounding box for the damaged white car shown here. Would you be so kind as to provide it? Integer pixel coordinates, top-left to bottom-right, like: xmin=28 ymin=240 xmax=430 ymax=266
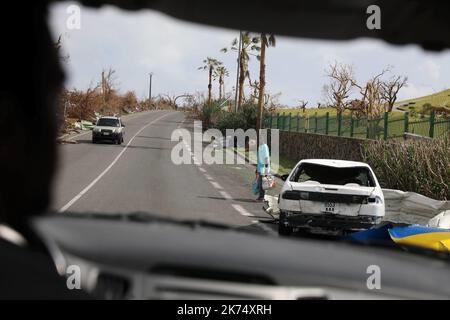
xmin=278 ymin=159 xmax=384 ymax=236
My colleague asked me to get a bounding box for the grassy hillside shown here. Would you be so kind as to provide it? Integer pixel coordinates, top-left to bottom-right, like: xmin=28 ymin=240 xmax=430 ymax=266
xmin=275 ymin=88 xmax=450 ymax=116
xmin=275 ymin=107 xmax=346 ymax=117
xmin=275 ymin=107 xmax=404 ymax=119
xmin=395 ymin=88 xmax=450 ymax=112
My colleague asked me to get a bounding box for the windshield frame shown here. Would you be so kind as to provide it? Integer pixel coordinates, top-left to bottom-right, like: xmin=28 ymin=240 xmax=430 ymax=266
xmin=96 ymin=118 xmax=121 ymax=127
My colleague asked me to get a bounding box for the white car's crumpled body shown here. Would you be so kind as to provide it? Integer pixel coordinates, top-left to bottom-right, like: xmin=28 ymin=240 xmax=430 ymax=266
xmin=278 ymin=159 xmax=385 ymax=234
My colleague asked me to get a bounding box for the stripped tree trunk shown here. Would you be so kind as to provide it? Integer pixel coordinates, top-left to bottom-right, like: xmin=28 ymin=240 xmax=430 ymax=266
xmin=238 ymin=53 xmax=245 ymax=109
xmin=219 ymin=75 xmax=223 ymax=101
xmin=256 ymin=35 xmax=267 ymax=140
xmin=208 ymin=65 xmax=213 ymax=105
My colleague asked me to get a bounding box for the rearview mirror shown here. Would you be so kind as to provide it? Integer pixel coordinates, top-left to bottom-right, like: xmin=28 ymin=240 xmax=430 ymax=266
xmin=121 ymin=123 xmax=126 ymax=127
xmin=281 ymin=174 xmax=289 ymax=181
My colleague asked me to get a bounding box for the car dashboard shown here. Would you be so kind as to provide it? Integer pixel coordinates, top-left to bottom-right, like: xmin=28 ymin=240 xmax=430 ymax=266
xmin=32 ymin=214 xmax=450 ymax=300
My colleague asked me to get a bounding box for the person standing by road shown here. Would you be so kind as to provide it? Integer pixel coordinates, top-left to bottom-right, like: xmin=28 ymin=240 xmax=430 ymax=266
xmin=256 ymin=143 xmax=271 ymax=201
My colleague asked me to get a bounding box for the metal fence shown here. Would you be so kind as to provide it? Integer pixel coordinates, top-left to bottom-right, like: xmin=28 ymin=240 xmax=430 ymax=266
xmin=265 ymin=111 xmax=450 ymax=140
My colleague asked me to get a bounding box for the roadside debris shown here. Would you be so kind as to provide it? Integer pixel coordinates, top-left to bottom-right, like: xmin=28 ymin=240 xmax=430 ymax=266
xmin=428 ymin=210 xmax=450 ymax=229
xmin=383 ymin=189 xmax=450 ymax=225
xmin=57 ymin=137 xmax=78 ymax=144
xmin=74 ymin=120 xmax=94 ymax=130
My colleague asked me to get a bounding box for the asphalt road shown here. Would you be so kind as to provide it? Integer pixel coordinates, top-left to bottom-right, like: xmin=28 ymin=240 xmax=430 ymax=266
xmin=51 ymin=110 xmax=276 ymax=234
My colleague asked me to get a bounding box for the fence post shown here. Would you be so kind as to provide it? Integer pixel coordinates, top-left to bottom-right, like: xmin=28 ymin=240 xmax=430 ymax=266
xmin=383 ymin=112 xmax=389 ymax=140
xmin=269 ymin=113 xmax=273 ymax=128
xmin=404 ymin=112 xmax=409 ymax=133
xmin=288 ymin=113 xmax=292 ymax=132
xmin=337 ymin=112 xmax=342 ymax=136
xmin=276 ymin=113 xmax=280 ymax=129
xmin=282 ymin=112 xmax=286 ymax=131
xmin=350 ymin=111 xmax=354 ymax=137
xmin=314 ymin=112 xmax=318 ymax=133
xmin=366 ymin=118 xmax=370 ymax=139
xmin=325 ymin=112 xmax=329 ymax=135
xmin=429 ymin=110 xmax=435 ymax=138
xmin=296 ymin=114 xmax=300 ymax=132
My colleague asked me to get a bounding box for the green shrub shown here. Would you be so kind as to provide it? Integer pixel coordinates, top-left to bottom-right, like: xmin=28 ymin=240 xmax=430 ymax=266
xmin=240 ymin=103 xmax=257 ymax=129
xmin=361 ymin=138 xmax=450 ymax=200
xmin=240 ymin=103 xmax=271 ymax=130
xmin=216 ymin=112 xmax=247 ymax=133
xmin=205 ymin=103 xmax=270 ymax=133
xmin=199 ymin=103 xmax=222 ymax=129
xmin=421 ymin=103 xmax=434 ymax=115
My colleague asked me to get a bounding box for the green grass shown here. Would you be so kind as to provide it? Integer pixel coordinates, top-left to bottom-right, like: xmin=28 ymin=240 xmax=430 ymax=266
xmin=395 ymin=88 xmax=450 ymax=112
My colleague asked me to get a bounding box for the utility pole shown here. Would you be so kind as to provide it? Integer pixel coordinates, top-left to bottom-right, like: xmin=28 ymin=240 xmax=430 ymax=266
xmin=148 ymin=72 xmax=153 ymax=102
xmin=234 ymin=31 xmax=243 ymax=113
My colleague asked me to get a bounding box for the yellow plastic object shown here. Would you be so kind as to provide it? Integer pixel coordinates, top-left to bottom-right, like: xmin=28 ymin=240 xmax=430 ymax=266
xmin=390 ymin=227 xmax=450 ymax=252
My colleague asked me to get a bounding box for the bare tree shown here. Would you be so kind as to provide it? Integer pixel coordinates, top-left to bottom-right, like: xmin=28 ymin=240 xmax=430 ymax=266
xmin=99 ymin=68 xmax=119 ymax=114
xmin=54 ymin=34 xmax=70 ymax=63
xmin=67 ymin=84 xmax=101 ymax=121
xmin=351 ymin=67 xmax=390 ymax=118
xmin=381 ymin=76 xmax=408 ymax=112
xmin=122 ymin=91 xmax=139 ymax=112
xmin=264 ymin=92 xmax=282 ymax=111
xmin=173 ymin=94 xmax=193 ymax=109
xmin=296 ymin=100 xmax=308 ymax=113
xmin=158 ymin=93 xmax=193 ymax=110
xmin=247 ymin=78 xmax=259 ymax=104
xmin=324 ymin=62 xmax=355 ymax=113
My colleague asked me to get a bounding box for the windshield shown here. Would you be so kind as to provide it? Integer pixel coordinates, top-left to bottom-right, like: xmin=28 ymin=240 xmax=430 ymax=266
xmin=291 ymin=163 xmax=376 ymax=187
xmin=48 ymin=3 xmax=450 ymax=269
xmin=97 ymin=118 xmax=120 ymax=127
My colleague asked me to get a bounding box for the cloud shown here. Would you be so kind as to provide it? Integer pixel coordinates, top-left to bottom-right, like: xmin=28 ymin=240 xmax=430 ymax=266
xmin=398 ymin=83 xmax=434 ymax=100
xmin=420 ymin=59 xmax=441 ymax=81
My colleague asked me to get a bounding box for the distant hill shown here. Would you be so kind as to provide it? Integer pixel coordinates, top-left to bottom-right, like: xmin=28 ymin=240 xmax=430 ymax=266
xmin=395 ymin=88 xmax=450 ymax=112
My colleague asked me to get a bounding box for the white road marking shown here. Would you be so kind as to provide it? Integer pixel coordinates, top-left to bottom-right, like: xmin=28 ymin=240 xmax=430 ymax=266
xmin=219 ymin=191 xmax=232 ymax=200
xmin=259 ymin=223 xmax=276 ymax=234
xmin=209 ymin=181 xmax=223 ymax=190
xmin=59 ymin=112 xmax=173 ymax=212
xmin=231 ymin=204 xmax=252 ymax=217
xmin=179 ymin=119 xmax=277 ymax=236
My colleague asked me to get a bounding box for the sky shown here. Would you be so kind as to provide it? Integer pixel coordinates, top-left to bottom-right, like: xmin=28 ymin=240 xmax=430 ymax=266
xmin=49 ymin=2 xmax=450 ymax=107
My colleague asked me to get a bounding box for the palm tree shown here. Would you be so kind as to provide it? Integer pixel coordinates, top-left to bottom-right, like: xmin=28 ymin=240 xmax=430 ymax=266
xmin=256 ymin=34 xmax=276 ymax=135
xmin=222 ymin=32 xmax=260 ymax=110
xmin=198 ymin=57 xmax=222 ymax=105
xmin=214 ymin=66 xmax=229 ymax=101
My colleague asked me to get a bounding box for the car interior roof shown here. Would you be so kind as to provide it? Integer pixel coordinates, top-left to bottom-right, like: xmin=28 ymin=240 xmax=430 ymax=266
xmin=68 ymin=0 xmax=450 ymax=51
